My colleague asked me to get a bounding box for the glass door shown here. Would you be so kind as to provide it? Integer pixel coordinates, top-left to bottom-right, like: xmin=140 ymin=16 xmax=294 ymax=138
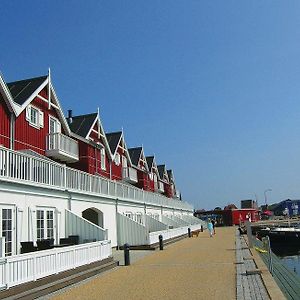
xmin=1 ymin=207 xmax=15 ymax=256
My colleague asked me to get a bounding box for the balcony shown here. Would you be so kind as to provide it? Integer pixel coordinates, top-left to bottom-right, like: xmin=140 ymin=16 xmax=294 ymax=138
xmin=158 ymin=181 xmax=165 ymax=193
xmin=122 ymin=167 xmax=138 ymax=183
xmin=46 ymin=133 xmax=79 ymax=163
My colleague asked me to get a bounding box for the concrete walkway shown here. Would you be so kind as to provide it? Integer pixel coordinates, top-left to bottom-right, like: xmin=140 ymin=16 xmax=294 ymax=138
xmin=50 ymin=227 xmax=236 ymax=300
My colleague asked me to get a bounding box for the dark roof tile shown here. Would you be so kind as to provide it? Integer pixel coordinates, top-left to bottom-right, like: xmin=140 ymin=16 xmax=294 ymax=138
xmin=7 ymin=76 xmax=47 ymax=105
xmin=106 ymin=131 xmax=122 ymax=154
xmin=128 ymin=147 xmax=142 ymax=166
xmin=68 ymin=113 xmax=97 ymax=138
xmin=146 ymin=156 xmax=154 ymax=169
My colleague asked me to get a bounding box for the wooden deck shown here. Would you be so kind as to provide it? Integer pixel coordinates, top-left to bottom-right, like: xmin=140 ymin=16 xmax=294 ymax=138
xmin=236 ymin=231 xmax=270 ymax=300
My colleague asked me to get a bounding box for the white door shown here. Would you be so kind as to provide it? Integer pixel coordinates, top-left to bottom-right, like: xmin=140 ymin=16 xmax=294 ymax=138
xmin=0 ymin=206 xmax=15 ymax=256
xmin=48 ymin=117 xmax=61 ymax=149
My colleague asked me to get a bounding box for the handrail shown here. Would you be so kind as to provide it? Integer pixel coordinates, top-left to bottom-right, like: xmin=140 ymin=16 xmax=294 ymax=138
xmin=0 ymin=145 xmax=193 ymax=211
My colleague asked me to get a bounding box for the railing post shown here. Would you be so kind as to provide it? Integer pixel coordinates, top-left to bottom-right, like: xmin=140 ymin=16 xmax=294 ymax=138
xmin=245 ymin=221 xmax=253 ymax=248
xmin=124 ymin=243 xmax=130 ymax=266
xmin=63 ymin=164 xmax=67 ymax=189
xmin=6 ymin=150 xmax=9 ymax=177
xmin=266 ymin=236 xmax=273 ymax=275
xmin=159 ymin=235 xmax=164 ymax=250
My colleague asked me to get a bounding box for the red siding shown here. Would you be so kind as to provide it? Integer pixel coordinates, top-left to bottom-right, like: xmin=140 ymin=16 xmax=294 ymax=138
xmin=148 ymin=175 xmax=155 ymax=192
xmin=137 ymin=170 xmax=150 ymax=190
xmin=69 ymin=122 xmax=110 ymax=178
xmin=231 ymin=209 xmax=259 ymax=225
xmin=0 ymin=96 xmax=11 ymax=148
xmin=164 ymin=183 xmax=173 ymax=198
xmin=111 ymin=147 xmax=123 ymax=181
xmin=14 ymin=89 xmax=64 ymax=155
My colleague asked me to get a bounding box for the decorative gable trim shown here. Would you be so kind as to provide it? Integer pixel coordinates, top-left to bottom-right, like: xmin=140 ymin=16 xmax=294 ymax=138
xmin=0 ymin=72 xmax=17 ymax=115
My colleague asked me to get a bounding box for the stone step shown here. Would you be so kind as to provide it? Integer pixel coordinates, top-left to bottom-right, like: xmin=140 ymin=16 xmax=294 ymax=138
xmin=0 ymin=257 xmax=119 ymax=300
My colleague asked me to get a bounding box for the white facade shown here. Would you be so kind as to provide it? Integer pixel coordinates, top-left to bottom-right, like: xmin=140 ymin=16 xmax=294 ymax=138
xmin=0 ymin=146 xmax=194 ymax=255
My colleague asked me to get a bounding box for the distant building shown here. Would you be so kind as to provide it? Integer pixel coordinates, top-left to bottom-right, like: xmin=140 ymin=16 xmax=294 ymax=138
xmin=224 ymin=204 xmax=237 ymax=210
xmin=241 ymin=199 xmax=257 ymax=209
xmin=272 ymin=199 xmax=300 ymax=216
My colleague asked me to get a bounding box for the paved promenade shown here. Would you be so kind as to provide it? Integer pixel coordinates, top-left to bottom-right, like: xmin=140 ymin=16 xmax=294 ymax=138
xmin=51 ymin=227 xmax=236 ymax=300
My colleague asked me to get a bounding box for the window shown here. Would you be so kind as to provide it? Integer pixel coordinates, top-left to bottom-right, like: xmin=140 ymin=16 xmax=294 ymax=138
xmin=2 ymin=208 xmax=13 ymax=256
xmin=36 ymin=208 xmax=55 ymax=241
xmin=135 ymin=213 xmax=143 ymax=224
xmin=26 ymin=105 xmax=44 ymax=128
xmin=49 ymin=116 xmax=61 ymax=134
xmin=114 ymin=153 xmax=120 ymax=166
xmin=100 ymin=148 xmax=106 ymax=170
xmin=30 ymin=107 xmax=38 ymax=126
xmin=125 ymin=212 xmax=132 ymax=219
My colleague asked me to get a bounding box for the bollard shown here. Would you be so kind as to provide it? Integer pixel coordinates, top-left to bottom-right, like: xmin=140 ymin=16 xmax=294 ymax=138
xmin=159 ymin=235 xmax=164 ymax=250
xmin=188 ymin=227 xmax=191 ymax=238
xmin=201 ymin=225 xmax=203 ymax=232
xmin=124 ymin=243 xmax=130 ymax=266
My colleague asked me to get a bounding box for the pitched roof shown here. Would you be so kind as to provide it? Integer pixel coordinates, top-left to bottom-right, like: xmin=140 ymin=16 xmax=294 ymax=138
xmin=128 ymin=147 xmax=143 ymax=167
xmin=68 ymin=113 xmax=98 ymax=138
xmin=106 ymin=131 xmax=122 ymax=154
xmin=7 ymin=75 xmax=47 ymax=105
xmin=146 ymin=156 xmax=154 ymax=169
xmin=157 ymin=165 xmax=167 ymax=180
xmin=167 ymin=170 xmax=174 ymax=182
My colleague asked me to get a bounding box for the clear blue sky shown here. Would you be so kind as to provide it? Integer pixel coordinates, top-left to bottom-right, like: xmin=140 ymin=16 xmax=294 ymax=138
xmin=1 ymin=1 xmax=300 ymax=210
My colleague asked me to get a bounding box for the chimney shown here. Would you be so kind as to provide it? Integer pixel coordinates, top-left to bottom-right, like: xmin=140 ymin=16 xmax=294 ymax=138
xmin=67 ymin=110 xmax=73 ymax=124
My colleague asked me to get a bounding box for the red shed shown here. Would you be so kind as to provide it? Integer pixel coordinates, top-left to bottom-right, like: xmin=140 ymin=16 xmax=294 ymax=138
xmin=231 ymin=209 xmax=259 ymax=225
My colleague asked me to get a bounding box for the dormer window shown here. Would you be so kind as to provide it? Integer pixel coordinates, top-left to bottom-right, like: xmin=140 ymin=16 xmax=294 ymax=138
xmin=100 ymin=148 xmax=106 ymax=170
xmin=26 ymin=105 xmax=44 ymax=129
xmin=114 ymin=153 xmax=121 ymax=166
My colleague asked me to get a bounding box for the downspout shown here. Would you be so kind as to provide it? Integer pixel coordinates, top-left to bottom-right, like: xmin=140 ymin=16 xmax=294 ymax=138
xmin=109 ymin=159 xmax=112 ymax=180
xmin=10 ymin=113 xmax=15 ymax=150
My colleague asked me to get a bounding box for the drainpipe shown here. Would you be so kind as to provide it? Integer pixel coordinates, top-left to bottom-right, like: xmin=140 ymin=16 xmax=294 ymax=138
xmin=10 ymin=113 xmax=15 ymax=150
xmin=66 ymin=190 xmax=72 ymax=211
xmin=109 ymin=160 xmax=112 ymax=179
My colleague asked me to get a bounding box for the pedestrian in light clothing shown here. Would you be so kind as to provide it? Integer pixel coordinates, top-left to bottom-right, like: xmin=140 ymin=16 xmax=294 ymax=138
xmin=207 ymin=219 xmax=213 ymax=237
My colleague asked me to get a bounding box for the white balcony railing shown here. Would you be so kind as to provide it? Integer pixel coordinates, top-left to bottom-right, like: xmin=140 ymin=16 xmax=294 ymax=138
xmin=0 ymin=146 xmax=193 ymax=211
xmin=0 ymin=240 xmax=111 ymax=289
xmin=46 ymin=133 xmax=79 ymax=162
xmin=122 ymin=167 xmax=138 ymax=183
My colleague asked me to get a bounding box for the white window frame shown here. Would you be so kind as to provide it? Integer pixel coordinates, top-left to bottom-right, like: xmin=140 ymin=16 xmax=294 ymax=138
xmin=0 ymin=205 xmax=15 ymax=256
xmin=124 ymin=212 xmax=132 ymax=219
xmin=36 ymin=207 xmax=55 ymax=241
xmin=114 ymin=153 xmax=121 ymax=166
xmin=135 ymin=213 xmax=143 ymax=224
xmin=26 ymin=105 xmax=44 ymax=129
xmin=100 ymin=148 xmax=106 ymax=170
xmin=49 ymin=115 xmax=61 ymax=134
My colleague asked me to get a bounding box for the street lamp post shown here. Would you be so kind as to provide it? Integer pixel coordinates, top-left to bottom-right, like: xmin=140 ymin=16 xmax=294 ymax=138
xmin=264 ymin=189 xmax=272 ymax=210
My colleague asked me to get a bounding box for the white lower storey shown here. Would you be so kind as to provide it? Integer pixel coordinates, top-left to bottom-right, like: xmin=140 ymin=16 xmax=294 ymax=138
xmin=0 ymin=179 xmax=194 ymax=256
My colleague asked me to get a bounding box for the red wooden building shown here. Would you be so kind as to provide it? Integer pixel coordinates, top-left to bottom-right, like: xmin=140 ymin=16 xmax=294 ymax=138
xmin=66 ymin=110 xmax=112 ymax=178
xmin=231 ymin=209 xmax=259 ymax=225
xmin=128 ymin=147 xmax=150 ymax=190
xmin=0 ymin=74 xmax=14 ymax=148
xmin=146 ymin=156 xmax=160 ymax=192
xmin=106 ymin=131 xmax=137 ymax=183
xmin=0 ymin=70 xmax=181 ymax=200
xmin=157 ymin=165 xmax=172 ymax=197
xmin=1 ymin=71 xmax=79 ymax=163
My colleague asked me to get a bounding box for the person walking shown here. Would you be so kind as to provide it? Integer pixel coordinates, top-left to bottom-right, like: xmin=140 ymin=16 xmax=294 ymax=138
xmin=211 ymin=219 xmax=216 ymax=235
xmin=207 ymin=219 xmax=214 ymax=237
